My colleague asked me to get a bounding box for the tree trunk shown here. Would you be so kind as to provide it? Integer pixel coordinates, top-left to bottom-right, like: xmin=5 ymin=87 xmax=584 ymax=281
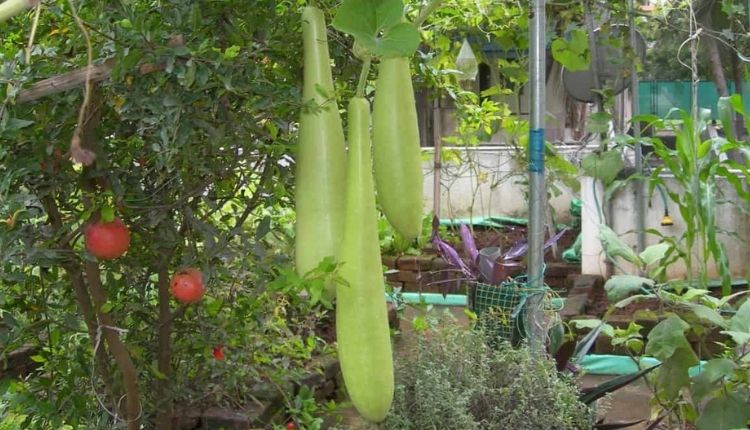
xmin=155 ymin=259 xmax=175 ymax=430
xmin=703 ymin=12 xmax=729 ymax=98
xmin=706 ymin=36 xmax=729 ymax=97
xmin=84 ymin=263 xmax=142 ymax=430
xmin=40 ymin=196 xmax=119 ymax=403
xmin=731 ymin=52 xmax=747 ymax=139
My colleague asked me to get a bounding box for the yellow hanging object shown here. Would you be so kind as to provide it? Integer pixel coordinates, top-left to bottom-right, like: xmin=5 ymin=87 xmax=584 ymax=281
xmin=660 ymin=214 xmax=673 ymax=226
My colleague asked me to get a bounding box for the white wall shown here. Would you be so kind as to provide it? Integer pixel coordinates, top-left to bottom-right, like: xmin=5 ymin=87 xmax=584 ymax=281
xmin=422 ymin=146 xmax=750 ymax=280
xmin=421 ymin=146 xmax=581 ymax=222
xmin=604 ymin=176 xmax=750 ymax=280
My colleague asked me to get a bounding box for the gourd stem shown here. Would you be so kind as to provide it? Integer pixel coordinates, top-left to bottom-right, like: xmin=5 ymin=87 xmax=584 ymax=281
xmin=414 ymin=0 xmax=443 ymax=27
xmin=356 ymin=56 xmax=371 ymax=98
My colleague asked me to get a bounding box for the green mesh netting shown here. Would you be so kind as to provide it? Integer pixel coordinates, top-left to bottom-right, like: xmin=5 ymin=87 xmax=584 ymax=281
xmin=467 ymin=280 xmax=530 ymax=345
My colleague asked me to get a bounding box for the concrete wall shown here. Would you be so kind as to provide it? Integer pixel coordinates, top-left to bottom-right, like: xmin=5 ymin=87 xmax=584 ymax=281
xmin=582 ymin=176 xmax=750 ymax=279
xmin=422 ymin=146 xmax=750 ymax=280
xmin=421 ymin=146 xmax=582 ymax=222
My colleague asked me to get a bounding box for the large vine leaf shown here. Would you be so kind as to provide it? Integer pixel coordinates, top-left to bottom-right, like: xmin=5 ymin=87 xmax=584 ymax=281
xmin=691 ymin=358 xmax=737 ymax=404
xmin=373 ymin=23 xmax=420 ymax=57
xmin=729 ymin=298 xmax=750 ymax=332
xmin=582 ymin=150 xmax=624 ymax=185
xmin=551 ymin=28 xmax=590 ymax=71
xmin=656 ymin=346 xmax=698 ymax=400
xmin=604 ymin=275 xmax=654 ymax=302
xmin=332 ymin=0 xmax=420 ymax=57
xmin=684 ymin=303 xmax=728 ymax=329
xmin=598 ymin=224 xmax=639 ymax=264
xmin=639 ymin=243 xmax=670 ymax=267
xmin=645 ymin=315 xmax=691 ymax=361
xmin=696 ymin=393 xmax=750 ymax=430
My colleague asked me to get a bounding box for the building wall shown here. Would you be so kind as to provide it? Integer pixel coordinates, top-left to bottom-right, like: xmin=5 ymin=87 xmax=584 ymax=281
xmin=421 ymin=146 xmax=582 ymax=222
xmin=422 ymin=146 xmax=750 ymax=280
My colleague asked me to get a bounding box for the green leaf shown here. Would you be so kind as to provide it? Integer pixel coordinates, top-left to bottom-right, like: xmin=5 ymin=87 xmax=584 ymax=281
xmin=372 ymin=22 xmax=420 ymax=57
xmin=551 ymin=28 xmax=590 ymax=71
xmin=204 ymin=297 xmax=223 ymax=317
xmin=639 ymin=243 xmax=670 ymax=266
xmin=684 ymin=303 xmax=728 ymax=328
xmin=604 ymin=275 xmax=655 ymax=302
xmin=30 ymin=355 xmax=46 ymax=363
xmin=587 ymin=111 xmax=612 ymax=134
xmin=570 ymin=319 xmax=615 ymax=338
xmin=598 ymin=224 xmax=640 ymax=264
xmin=696 ymin=393 xmax=750 ymax=430
xmin=718 ymin=96 xmax=736 ymax=142
xmin=100 ymin=206 xmax=115 ymax=223
xmin=656 ymin=346 xmax=698 ymax=400
xmin=100 ymin=302 xmax=114 ymax=314
xmin=582 ymin=150 xmax=624 ymax=185
xmin=691 ymin=358 xmax=737 ymax=403
xmin=223 ymin=45 xmax=240 ymax=60
xmin=681 ymin=288 xmax=710 ymax=302
xmin=720 ymin=330 xmax=750 ymax=346
xmin=729 ymin=299 xmax=750 ymax=332
xmin=332 ymin=0 xmax=419 ymax=57
xmin=613 ymin=293 xmax=656 ymax=309
xmin=645 ymin=315 xmax=691 ymax=361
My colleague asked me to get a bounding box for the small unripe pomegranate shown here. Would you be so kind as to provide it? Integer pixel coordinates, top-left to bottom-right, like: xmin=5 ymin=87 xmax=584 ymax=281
xmin=84 ymin=218 xmax=131 ymax=260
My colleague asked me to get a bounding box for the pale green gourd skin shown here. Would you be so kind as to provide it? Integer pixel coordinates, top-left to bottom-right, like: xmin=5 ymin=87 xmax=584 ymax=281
xmin=337 ymin=97 xmax=394 ymax=423
xmin=372 ymin=57 xmax=424 ymax=241
xmin=295 ymin=7 xmax=346 ymax=288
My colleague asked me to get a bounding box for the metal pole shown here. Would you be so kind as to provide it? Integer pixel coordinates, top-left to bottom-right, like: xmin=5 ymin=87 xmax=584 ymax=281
xmin=525 ymin=0 xmax=546 ymax=353
xmin=432 ymin=97 xmax=443 ymax=218
xmin=629 ymin=0 xmax=645 ymax=257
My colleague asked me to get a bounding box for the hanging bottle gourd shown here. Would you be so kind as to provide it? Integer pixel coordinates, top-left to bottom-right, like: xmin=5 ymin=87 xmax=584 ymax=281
xmin=336 ymin=97 xmax=394 ymax=423
xmin=372 ymin=55 xmax=424 ymax=241
xmin=295 ymin=6 xmax=346 ymax=296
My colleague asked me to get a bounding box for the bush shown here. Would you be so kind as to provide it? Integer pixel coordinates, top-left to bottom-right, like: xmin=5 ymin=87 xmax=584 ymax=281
xmin=386 ymin=317 xmax=592 ymax=430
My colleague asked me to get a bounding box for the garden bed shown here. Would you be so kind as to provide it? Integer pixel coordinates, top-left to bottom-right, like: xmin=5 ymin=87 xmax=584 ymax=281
xmin=560 ymin=275 xmax=735 ymax=358
xmin=383 ymin=225 xmax=581 ymax=295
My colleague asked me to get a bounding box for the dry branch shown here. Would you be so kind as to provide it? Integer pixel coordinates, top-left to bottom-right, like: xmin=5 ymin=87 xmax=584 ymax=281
xmin=16 ymin=35 xmax=183 ymax=104
xmin=16 ymin=59 xmax=114 ymax=103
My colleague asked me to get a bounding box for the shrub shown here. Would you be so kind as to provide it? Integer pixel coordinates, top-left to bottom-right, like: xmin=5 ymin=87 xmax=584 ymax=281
xmin=386 ymin=317 xmax=592 ymax=430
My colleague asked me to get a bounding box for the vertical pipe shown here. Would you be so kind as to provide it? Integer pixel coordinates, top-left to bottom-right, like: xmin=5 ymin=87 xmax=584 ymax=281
xmin=582 ymin=0 xmax=603 ymax=113
xmin=525 ymin=0 xmax=546 ymax=353
xmin=629 ymin=0 xmax=645 ymax=257
xmin=433 ymin=97 xmax=443 ymax=218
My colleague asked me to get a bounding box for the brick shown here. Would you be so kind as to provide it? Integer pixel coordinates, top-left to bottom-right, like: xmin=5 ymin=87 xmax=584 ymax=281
xmin=398 ymin=270 xmax=422 ymax=284
xmin=430 ymin=257 xmax=451 ymax=270
xmin=381 ymin=255 xmax=397 ymax=269
xmin=545 ymin=262 xmax=579 ymax=277
xmin=568 ymin=285 xmax=592 ymax=298
xmin=384 ymin=269 xmax=400 ymax=283
xmin=573 ymin=274 xmax=604 ymax=290
xmin=397 ymin=255 xmax=433 ymax=271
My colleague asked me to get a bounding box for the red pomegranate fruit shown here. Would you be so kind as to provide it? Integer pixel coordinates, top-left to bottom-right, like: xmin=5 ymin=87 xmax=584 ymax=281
xmin=84 ymin=218 xmax=131 ymax=260
xmin=170 ymin=268 xmax=205 ymax=304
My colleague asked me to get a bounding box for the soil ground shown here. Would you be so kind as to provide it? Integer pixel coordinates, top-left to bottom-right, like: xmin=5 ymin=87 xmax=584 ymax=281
xmin=337 ymin=306 xmax=654 ymax=429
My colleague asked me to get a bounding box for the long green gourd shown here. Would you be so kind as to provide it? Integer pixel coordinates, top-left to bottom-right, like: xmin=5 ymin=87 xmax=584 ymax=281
xmin=0 ymin=0 xmax=34 ymax=23
xmin=295 ymin=6 xmax=346 ymax=293
xmin=337 ymin=96 xmax=394 ymax=422
xmin=372 ymin=56 xmax=424 ymax=241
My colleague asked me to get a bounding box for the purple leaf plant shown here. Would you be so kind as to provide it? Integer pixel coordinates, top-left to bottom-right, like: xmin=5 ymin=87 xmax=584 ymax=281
xmin=430 ymin=216 xmax=569 ymax=284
